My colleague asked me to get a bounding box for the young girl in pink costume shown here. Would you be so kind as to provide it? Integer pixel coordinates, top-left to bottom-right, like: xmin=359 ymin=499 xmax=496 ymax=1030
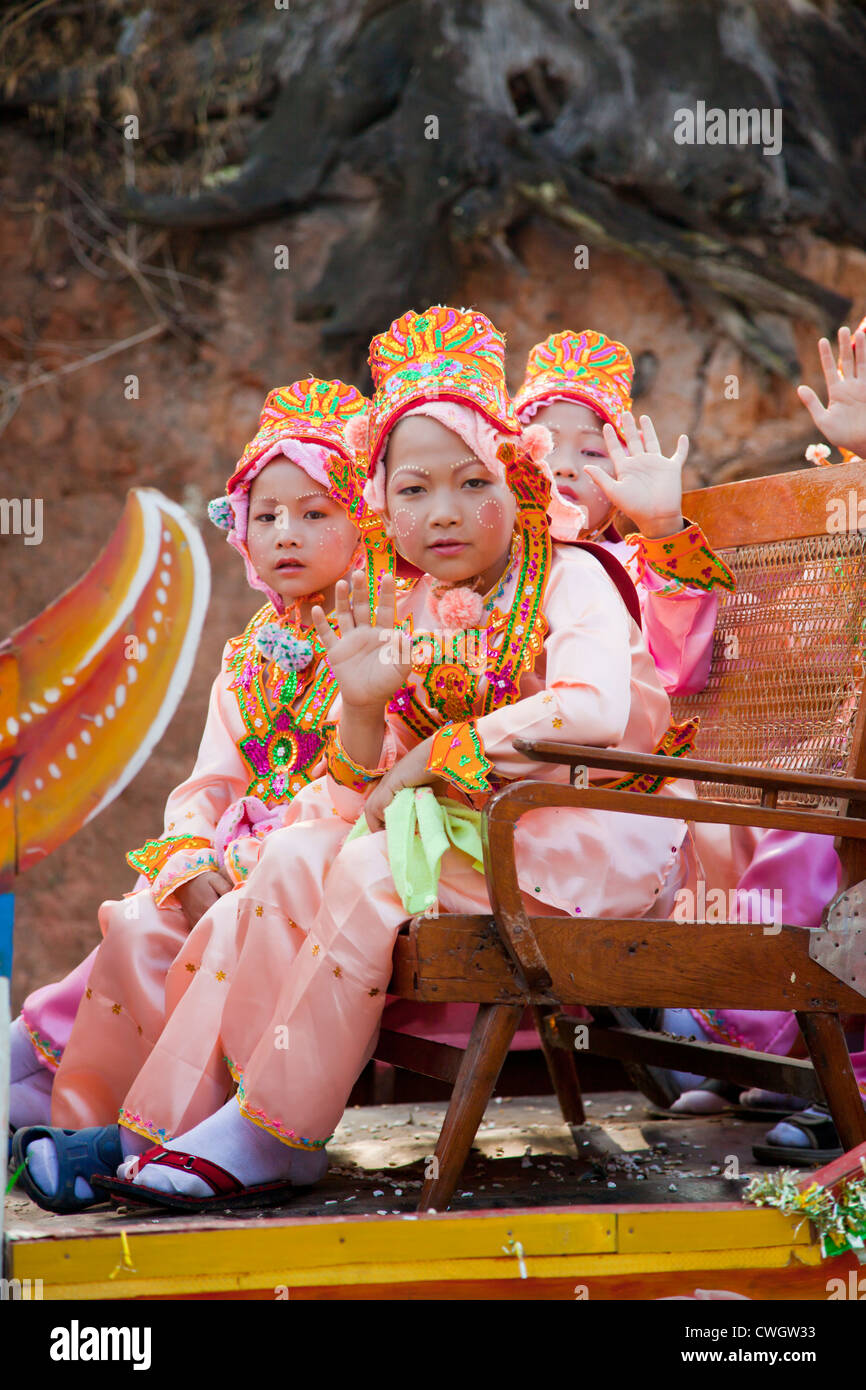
xmin=11 ymin=378 xmax=396 ymax=1208
xmin=60 ymin=304 xmax=700 ymax=1211
xmin=515 ymin=329 xmax=735 ymax=697
xmin=382 ymin=329 xmax=736 ymax=1054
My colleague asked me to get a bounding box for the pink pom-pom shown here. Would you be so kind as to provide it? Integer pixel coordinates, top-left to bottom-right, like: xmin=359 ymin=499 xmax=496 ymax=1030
xmin=431 ymin=585 xmax=485 ymax=628
xmin=344 ymin=411 xmax=370 ymax=454
xmin=520 ymin=423 xmax=553 ymax=464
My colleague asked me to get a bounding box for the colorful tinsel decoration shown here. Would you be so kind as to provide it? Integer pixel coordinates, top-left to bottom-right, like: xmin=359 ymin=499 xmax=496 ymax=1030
xmin=208 ymin=496 xmax=234 ymax=530
xmin=255 ymin=623 xmax=314 ymax=673
xmin=744 ymin=1159 xmax=866 ymax=1258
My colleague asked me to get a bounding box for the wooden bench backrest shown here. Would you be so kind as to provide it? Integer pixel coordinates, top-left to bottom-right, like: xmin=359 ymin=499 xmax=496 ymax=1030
xmin=670 ymin=461 xmax=866 ymax=802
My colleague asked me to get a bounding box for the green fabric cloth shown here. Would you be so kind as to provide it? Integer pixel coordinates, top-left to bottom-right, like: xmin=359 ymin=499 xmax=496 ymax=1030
xmin=346 ymin=786 xmax=484 ymax=914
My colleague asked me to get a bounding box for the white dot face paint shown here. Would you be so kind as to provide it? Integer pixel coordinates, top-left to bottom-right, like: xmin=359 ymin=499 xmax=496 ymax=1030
xmin=317 ymin=524 xmax=340 ymax=549
xmin=392 ymin=507 xmax=418 ymax=540
xmin=476 ymin=496 xmax=504 ymax=530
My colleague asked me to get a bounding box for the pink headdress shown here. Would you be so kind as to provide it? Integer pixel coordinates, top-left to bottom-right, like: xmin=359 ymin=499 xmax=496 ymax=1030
xmin=515 ymin=330 xmax=635 ymax=540
xmin=356 ymin=305 xmax=583 ymax=528
xmin=208 ymin=378 xmax=374 ymax=611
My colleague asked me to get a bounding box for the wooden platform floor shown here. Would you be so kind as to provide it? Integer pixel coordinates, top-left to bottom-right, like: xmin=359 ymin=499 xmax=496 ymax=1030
xmin=5 ymin=1091 xmax=848 ymax=1299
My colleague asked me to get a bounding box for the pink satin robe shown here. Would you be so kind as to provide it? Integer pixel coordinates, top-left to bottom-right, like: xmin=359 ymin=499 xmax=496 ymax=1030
xmin=41 ymin=620 xmax=353 ymax=1126
xmin=83 ymin=543 xmax=699 ymax=1149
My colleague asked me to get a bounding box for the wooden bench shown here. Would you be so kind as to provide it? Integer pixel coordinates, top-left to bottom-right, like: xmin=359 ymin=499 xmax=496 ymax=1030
xmin=375 ymin=460 xmax=866 ymax=1212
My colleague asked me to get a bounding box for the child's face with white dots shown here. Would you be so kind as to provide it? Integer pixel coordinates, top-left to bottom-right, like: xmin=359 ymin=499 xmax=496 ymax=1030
xmin=245 ymin=459 xmax=359 ymax=607
xmin=383 ymin=415 xmax=516 ymax=591
xmin=534 ymin=400 xmax=616 ymax=532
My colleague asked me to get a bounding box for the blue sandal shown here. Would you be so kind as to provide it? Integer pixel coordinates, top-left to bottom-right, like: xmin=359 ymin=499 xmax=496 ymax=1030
xmin=11 ymin=1124 xmax=123 ymax=1213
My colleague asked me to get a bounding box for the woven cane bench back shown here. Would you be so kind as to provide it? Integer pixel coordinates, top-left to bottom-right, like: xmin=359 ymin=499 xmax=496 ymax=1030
xmin=669 ymin=463 xmax=866 ymax=803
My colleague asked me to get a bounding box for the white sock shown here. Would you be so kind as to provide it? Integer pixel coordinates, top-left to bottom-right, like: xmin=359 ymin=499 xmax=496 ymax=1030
xmin=739 ymin=1088 xmax=808 ymax=1111
xmin=661 ymin=1008 xmax=710 ymax=1091
xmin=9 ymin=1067 xmax=53 ymax=1129
xmin=765 ymin=1107 xmax=828 ymax=1149
xmin=25 ymin=1127 xmax=146 ymax=1203
xmin=126 ymin=1098 xmax=328 ymax=1199
xmin=670 ymin=1088 xmax=728 ymax=1115
xmin=10 ymin=1017 xmax=43 ymax=1082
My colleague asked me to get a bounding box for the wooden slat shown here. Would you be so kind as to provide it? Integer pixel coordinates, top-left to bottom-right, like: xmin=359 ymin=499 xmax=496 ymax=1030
xmin=513 ymin=739 xmax=866 ymax=801
xmin=396 ymin=916 xmax=866 ymax=1012
xmin=681 ymin=459 xmax=866 ymax=547
xmin=372 ymin=1028 xmax=465 ymax=1084
xmin=549 ymin=1020 xmax=824 ymax=1102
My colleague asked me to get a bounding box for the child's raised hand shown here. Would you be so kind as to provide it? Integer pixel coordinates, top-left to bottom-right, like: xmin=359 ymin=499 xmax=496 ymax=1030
xmin=311 ymin=570 xmax=411 ymax=714
xmin=797 ymin=326 xmax=866 ymax=459
xmin=585 ymin=412 xmax=688 ymax=540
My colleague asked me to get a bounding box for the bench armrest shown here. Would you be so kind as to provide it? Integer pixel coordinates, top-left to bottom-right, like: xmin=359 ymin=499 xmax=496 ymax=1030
xmin=513 ymin=737 xmax=866 ymax=802
xmin=480 ymin=779 xmax=866 ymax=993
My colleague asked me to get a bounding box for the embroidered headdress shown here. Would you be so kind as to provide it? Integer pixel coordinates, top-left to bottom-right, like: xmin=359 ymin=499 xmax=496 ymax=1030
xmin=513 ymin=330 xmax=635 ymax=539
xmin=356 ymin=305 xmax=564 ymax=527
xmin=209 ymin=377 xmax=392 ymax=612
xmin=515 ymin=330 xmax=633 ymax=440
xmin=365 ymin=305 xmax=521 ymax=473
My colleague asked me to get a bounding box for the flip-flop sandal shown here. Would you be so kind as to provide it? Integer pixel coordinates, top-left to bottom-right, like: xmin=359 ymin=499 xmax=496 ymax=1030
xmin=11 ymin=1124 xmax=122 ymax=1213
xmin=649 ymin=1078 xmax=795 ymax=1120
xmin=91 ymin=1145 xmax=305 ymax=1214
xmin=752 ymin=1110 xmax=843 ymax=1167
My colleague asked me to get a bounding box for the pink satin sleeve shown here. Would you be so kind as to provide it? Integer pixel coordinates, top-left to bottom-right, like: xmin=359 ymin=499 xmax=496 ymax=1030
xmin=474 ymin=546 xmax=633 ymax=779
xmin=603 ymin=537 xmax=718 ymax=697
xmin=128 ymin=647 xmax=251 ymax=900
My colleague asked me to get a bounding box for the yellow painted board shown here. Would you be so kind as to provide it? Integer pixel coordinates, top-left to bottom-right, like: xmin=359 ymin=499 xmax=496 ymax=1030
xmin=11 ymin=1241 xmax=822 ymax=1301
xmin=618 ymin=1207 xmax=813 ymax=1254
xmin=11 ymin=1245 xmax=828 ymax=1306
xmin=6 ymin=1208 xmax=616 ymax=1287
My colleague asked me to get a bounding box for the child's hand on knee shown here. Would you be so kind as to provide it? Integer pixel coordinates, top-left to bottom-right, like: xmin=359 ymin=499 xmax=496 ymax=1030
xmin=798 ymin=325 xmax=866 ymax=459
xmin=174 ymin=870 xmax=233 ymax=927
xmin=363 ymin=738 xmax=443 ymax=830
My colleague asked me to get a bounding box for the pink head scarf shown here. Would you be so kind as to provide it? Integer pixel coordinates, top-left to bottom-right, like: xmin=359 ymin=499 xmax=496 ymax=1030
xmin=363 ymin=399 xmax=589 ymax=540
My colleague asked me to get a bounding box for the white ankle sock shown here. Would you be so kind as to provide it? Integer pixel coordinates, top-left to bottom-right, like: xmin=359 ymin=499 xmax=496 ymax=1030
xmin=10 ymin=1016 xmax=43 ymax=1082
xmin=765 ymin=1107 xmax=827 ymax=1149
xmin=9 ymin=1067 xmax=54 ymax=1129
xmin=661 ymin=1008 xmax=710 ymax=1090
xmin=128 ymin=1098 xmax=328 ymax=1199
xmin=25 ymin=1127 xmax=145 ymax=1203
xmin=739 ymin=1088 xmax=808 ymax=1111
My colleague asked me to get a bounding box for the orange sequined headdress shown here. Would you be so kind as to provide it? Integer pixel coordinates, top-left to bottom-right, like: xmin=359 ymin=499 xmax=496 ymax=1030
xmin=514 ymin=329 xmax=634 ymax=440
xmin=227 ymin=377 xmax=369 ymax=504
xmin=209 ymin=377 xmax=393 ymax=609
xmin=363 ymin=305 xmax=522 ymax=475
xmin=356 ymin=305 xmax=564 ymax=525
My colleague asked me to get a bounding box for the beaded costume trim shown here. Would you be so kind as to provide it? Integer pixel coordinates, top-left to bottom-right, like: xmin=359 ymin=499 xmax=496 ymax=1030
xmin=25 ymin=1023 xmax=63 ymax=1071
xmin=427 ymin=721 xmax=493 ymax=795
xmin=126 ymin=835 xmax=212 ymax=882
xmin=388 ymin=452 xmax=552 ymax=743
xmin=626 ymin=522 xmax=736 ymax=594
xmin=225 ymin=1058 xmax=332 ymax=1150
xmin=327 ymin=727 xmax=385 ymax=793
xmin=594 ymin=716 xmax=700 ymax=795
xmin=226 ymin=603 xmax=340 ymax=802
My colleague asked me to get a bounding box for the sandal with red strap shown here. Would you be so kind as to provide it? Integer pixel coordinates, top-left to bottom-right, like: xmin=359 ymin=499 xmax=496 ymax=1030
xmin=90 ymin=1145 xmax=306 ymax=1213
